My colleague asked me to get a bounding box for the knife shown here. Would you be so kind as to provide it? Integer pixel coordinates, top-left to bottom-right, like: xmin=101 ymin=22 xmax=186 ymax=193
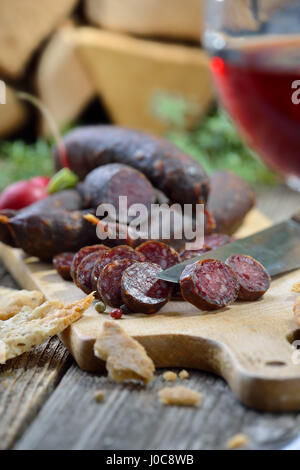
xmin=158 ymin=211 xmax=300 ymax=283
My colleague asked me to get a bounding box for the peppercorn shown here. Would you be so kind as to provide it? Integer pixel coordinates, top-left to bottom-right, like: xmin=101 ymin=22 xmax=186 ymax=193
xmin=110 ymin=308 xmax=123 ymax=320
xmin=120 ymin=304 xmax=131 ymax=315
xmin=95 ymin=301 xmax=106 ymax=314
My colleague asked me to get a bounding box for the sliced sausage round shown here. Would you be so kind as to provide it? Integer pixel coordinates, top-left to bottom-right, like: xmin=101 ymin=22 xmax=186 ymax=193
xmin=91 ymin=245 xmax=146 ymax=291
xmin=121 ymin=262 xmax=173 ymax=314
xmin=179 ymin=247 xmax=210 ymax=262
xmin=76 ymin=252 xmax=105 ymax=294
xmin=225 ymin=254 xmax=271 ymax=301
xmin=53 ymin=252 xmax=75 ymax=281
xmin=204 ymin=234 xmax=232 ymax=250
xmin=71 ymin=244 xmax=110 ymax=282
xmin=180 ymin=259 xmax=239 ymax=311
xmin=136 ymin=241 xmax=179 ymax=270
xmin=98 ymin=259 xmax=137 ymax=308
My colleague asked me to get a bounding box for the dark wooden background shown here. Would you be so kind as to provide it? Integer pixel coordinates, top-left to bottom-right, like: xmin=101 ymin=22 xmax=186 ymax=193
xmin=0 ymin=184 xmax=299 ymax=450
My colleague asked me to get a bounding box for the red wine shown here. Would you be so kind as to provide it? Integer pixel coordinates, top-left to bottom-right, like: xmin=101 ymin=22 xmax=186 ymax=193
xmin=211 ymin=37 xmax=300 ymax=178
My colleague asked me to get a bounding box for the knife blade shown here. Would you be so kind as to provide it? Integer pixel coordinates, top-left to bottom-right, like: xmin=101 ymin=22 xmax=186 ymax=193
xmin=158 ymin=211 xmax=300 ymax=283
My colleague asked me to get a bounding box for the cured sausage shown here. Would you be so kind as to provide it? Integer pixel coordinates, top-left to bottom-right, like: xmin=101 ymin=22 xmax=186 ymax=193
xmin=98 ymin=259 xmax=136 ymax=308
xmin=0 ymin=190 xmax=102 ymax=261
xmin=136 ymin=241 xmax=179 ymax=269
xmin=180 ymin=259 xmax=239 ymax=311
xmin=179 ymin=247 xmax=210 ymax=262
xmin=54 ymin=126 xmax=210 ymax=205
xmin=79 ymin=164 xmax=155 ymax=222
xmin=91 ymin=245 xmax=146 ymax=291
xmin=207 ymin=171 xmax=255 ymax=234
xmin=76 ymin=251 xmax=105 ymax=294
xmin=0 ymin=209 xmax=18 ymax=247
xmin=179 ymin=234 xmax=233 ymax=262
xmin=205 ymin=234 xmax=232 ymax=250
xmin=53 ymin=253 xmax=75 ymax=281
xmin=121 ymin=262 xmax=173 ymax=314
xmin=6 ymin=209 xmax=100 ymax=262
xmin=70 ymin=245 xmax=110 ymax=282
xmin=0 ymin=191 xmax=83 ymax=252
xmin=225 ymin=254 xmax=271 ymax=301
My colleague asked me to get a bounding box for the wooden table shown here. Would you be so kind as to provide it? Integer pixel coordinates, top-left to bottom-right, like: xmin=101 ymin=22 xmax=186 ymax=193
xmin=1 ymin=184 xmax=300 ymax=451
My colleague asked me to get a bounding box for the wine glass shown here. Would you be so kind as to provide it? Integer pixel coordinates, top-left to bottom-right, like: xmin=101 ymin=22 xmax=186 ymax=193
xmin=203 ymin=0 xmax=300 ymax=191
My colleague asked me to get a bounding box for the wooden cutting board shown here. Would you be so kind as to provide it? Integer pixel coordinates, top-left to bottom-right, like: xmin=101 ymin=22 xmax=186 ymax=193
xmin=0 ymin=209 xmax=300 ymax=412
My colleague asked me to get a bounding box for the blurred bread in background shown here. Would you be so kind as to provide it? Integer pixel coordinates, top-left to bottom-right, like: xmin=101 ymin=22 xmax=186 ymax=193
xmin=85 ymin=0 xmax=203 ymax=41
xmin=0 ymin=86 xmax=28 ymax=138
xmin=75 ymin=28 xmax=213 ymax=135
xmin=0 ymin=0 xmax=214 ymax=138
xmin=36 ymin=22 xmax=96 ymax=136
xmin=0 ymin=0 xmax=78 ymax=79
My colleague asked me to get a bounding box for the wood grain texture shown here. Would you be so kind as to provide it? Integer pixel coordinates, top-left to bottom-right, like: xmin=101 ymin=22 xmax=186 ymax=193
xmin=0 ymin=263 xmax=72 ymax=450
xmin=14 ymin=365 xmax=300 ymax=450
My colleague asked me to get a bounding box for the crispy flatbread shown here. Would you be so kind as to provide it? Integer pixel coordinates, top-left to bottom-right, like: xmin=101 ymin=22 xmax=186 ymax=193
xmin=94 ymin=321 xmax=155 ymax=384
xmin=294 ymin=297 xmax=300 ymax=325
xmin=292 ymin=282 xmax=300 ymax=294
xmin=0 ymin=287 xmax=45 ymax=320
xmin=0 ymin=293 xmax=94 ymax=364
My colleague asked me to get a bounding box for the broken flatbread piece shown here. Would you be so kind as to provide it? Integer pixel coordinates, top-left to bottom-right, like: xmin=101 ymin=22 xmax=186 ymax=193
xmin=0 ymin=288 xmax=45 ymax=321
xmin=94 ymin=321 xmax=155 ymax=384
xmin=0 ymin=293 xmax=94 ymax=364
xmin=159 ymin=386 xmax=202 ymax=407
xmin=292 ymin=282 xmax=300 ymax=294
xmin=294 ymin=297 xmax=300 ymax=325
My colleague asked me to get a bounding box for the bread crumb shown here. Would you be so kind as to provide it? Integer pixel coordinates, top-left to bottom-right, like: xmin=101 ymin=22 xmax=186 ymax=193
xmin=294 ymin=297 xmax=300 ymax=325
xmin=94 ymin=322 xmax=155 ymax=384
xmin=159 ymin=386 xmax=202 ymax=407
xmin=94 ymin=390 xmax=105 ymax=403
xmin=179 ymin=370 xmax=189 ymax=380
xmin=163 ymin=371 xmax=177 ymax=382
xmin=292 ymin=282 xmax=300 ymax=293
xmin=226 ymin=433 xmax=250 ymax=450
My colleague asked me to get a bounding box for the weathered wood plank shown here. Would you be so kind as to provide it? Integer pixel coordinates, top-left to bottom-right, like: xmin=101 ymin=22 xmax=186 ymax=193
xmin=13 ymin=365 xmax=300 ymax=450
xmin=0 ymin=262 xmax=72 ymax=450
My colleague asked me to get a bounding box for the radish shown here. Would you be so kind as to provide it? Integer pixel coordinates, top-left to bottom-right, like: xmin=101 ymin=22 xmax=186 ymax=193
xmin=0 ymin=93 xmax=76 ymax=210
xmin=0 ymin=177 xmax=50 ymax=210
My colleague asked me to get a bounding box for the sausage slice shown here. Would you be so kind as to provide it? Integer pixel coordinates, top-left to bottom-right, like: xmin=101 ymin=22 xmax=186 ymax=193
xmin=121 ymin=262 xmax=173 ymax=314
xmin=53 ymin=253 xmax=75 ymax=281
xmin=98 ymin=259 xmax=137 ymax=308
xmin=136 ymin=241 xmax=179 ymax=269
xmin=180 ymin=259 xmax=239 ymax=311
xmin=225 ymin=254 xmax=271 ymax=301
